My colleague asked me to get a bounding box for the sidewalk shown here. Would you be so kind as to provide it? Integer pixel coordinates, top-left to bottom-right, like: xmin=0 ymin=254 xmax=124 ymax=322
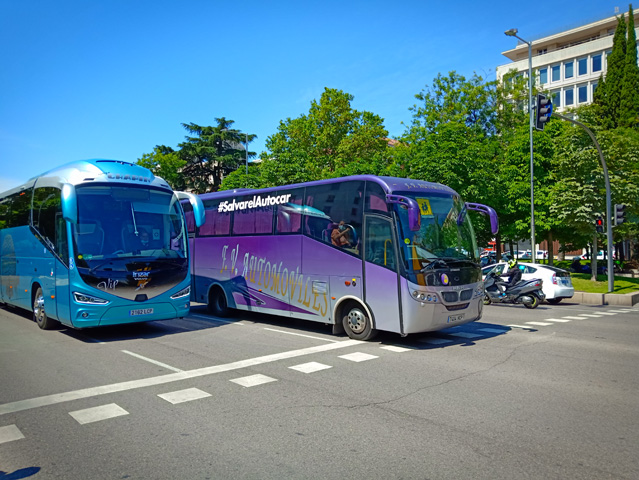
xmin=571 ymin=291 xmax=639 ymax=306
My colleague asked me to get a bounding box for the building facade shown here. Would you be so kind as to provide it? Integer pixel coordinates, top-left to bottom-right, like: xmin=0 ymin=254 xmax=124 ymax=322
xmin=496 ymin=10 xmax=639 ymax=112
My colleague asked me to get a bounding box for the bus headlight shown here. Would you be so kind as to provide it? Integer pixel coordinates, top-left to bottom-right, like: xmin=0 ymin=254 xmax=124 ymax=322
xmin=411 ymin=290 xmax=438 ymax=303
xmin=73 ymin=292 xmax=110 ymax=305
xmin=170 ymin=285 xmax=191 ymax=300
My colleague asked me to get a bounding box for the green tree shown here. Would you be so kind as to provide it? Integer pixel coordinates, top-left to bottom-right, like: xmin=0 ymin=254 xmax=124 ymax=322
xmin=620 ymin=5 xmax=639 ymax=128
xmin=259 ymin=88 xmax=390 ymax=187
xmin=137 ymin=146 xmax=187 ymax=190
xmin=178 ymin=118 xmax=256 ymax=193
xmin=593 ymin=14 xmax=626 ymax=128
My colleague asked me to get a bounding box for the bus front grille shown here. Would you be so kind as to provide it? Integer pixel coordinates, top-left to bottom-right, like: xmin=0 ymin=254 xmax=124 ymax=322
xmin=441 ymin=291 xmax=459 ymax=302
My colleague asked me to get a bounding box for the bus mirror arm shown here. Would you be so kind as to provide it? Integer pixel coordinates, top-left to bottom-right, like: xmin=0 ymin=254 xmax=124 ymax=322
xmin=61 ymin=183 xmax=78 ymax=224
xmin=465 ymin=203 xmax=499 ymax=235
xmin=386 ymin=195 xmax=421 ymax=231
xmin=176 ymin=191 xmax=206 ymax=228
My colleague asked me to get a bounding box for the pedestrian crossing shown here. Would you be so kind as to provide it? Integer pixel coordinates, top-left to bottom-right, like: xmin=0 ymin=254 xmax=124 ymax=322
xmin=1 ymin=307 xmax=635 ymax=445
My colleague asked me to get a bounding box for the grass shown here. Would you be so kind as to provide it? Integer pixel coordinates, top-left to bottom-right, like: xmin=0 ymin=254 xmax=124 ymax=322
xmin=571 ymin=274 xmax=639 ymax=294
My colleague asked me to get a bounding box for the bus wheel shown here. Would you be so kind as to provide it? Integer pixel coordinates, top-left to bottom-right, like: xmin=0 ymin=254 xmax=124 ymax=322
xmin=33 ymin=287 xmax=55 ymax=330
xmin=342 ymin=303 xmax=377 ymax=341
xmin=208 ymin=286 xmax=231 ymax=317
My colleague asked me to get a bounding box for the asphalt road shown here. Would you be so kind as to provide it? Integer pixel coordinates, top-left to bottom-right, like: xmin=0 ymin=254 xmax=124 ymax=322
xmin=1 ymin=301 xmax=638 ymax=480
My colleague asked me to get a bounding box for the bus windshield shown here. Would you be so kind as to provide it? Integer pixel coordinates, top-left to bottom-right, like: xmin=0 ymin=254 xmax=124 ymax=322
xmin=395 ymin=192 xmax=479 ymax=272
xmin=72 ymin=185 xmax=187 ymax=264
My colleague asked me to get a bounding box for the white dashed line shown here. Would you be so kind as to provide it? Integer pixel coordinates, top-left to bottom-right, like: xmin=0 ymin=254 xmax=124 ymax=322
xmin=508 ymin=325 xmax=537 ymax=330
xmin=526 ymin=321 xmax=554 ymax=326
xmin=339 ymin=352 xmax=379 ymax=362
xmin=590 ymin=311 xmax=618 ymax=316
xmin=263 ymin=328 xmax=340 ymax=342
xmin=449 ymin=332 xmax=482 ymax=339
xmin=0 ymin=425 xmax=24 ymax=444
xmin=419 ymin=338 xmax=454 ymax=345
xmin=158 ymin=388 xmax=211 ymax=404
xmin=562 ymin=316 xmax=589 ymax=320
xmin=69 ymin=404 xmax=129 ymax=425
xmin=576 ymin=314 xmax=604 ymax=318
xmin=0 ymin=339 xmax=363 ymax=416
xmin=478 ymin=328 xmax=509 ymax=334
xmin=231 ymin=374 xmax=278 ymax=388
xmin=289 ymin=362 xmax=332 ymax=373
xmin=380 ymin=345 xmax=413 ymax=352
xmin=545 ymin=318 xmax=571 ymax=323
xmin=121 ymin=350 xmax=183 ymax=372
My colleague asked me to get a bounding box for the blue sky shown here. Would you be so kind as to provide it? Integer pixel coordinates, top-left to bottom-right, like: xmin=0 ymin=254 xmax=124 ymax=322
xmin=0 ymin=0 xmax=625 ymax=192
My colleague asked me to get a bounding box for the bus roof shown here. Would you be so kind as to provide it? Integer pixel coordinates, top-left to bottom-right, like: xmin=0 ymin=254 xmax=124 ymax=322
xmin=0 ymin=159 xmax=172 ymax=197
xmin=198 ymin=175 xmax=457 ymax=201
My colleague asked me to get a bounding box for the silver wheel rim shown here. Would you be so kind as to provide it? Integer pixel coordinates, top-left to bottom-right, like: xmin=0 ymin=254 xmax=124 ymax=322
xmin=34 ymin=294 xmax=45 ymax=325
xmin=347 ymin=308 xmax=367 ymax=334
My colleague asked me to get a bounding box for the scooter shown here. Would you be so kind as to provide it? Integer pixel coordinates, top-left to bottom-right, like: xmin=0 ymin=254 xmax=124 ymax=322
xmin=483 ymin=270 xmax=545 ymax=309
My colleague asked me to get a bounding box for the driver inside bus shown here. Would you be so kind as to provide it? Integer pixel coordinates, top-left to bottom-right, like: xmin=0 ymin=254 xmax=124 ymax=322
xmin=331 ymin=221 xmax=352 ymax=248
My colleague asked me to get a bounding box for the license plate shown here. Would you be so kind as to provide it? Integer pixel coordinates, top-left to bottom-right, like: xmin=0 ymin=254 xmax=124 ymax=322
xmin=130 ymin=308 xmax=154 ymax=316
xmin=447 ymin=314 xmax=465 ymax=323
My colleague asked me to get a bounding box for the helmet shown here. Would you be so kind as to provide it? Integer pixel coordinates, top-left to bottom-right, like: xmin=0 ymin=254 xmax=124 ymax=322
xmin=508 ymin=258 xmax=517 ymax=269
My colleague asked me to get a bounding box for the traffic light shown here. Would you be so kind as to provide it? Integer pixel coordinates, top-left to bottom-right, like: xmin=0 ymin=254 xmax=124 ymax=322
xmin=535 ymin=93 xmax=553 ymax=130
xmin=595 ymin=217 xmax=604 ymax=233
xmin=614 ymin=204 xmax=626 ymax=226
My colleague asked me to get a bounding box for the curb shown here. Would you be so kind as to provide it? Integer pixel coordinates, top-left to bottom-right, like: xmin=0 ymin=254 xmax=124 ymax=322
xmin=571 ymin=291 xmax=639 ymax=306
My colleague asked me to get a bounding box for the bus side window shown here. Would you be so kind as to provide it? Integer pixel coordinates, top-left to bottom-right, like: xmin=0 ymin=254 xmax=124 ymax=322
xmin=276 ymin=188 xmax=304 ymax=234
xmin=33 ymin=186 xmax=64 ymax=256
xmin=365 ymin=217 xmax=396 ymax=270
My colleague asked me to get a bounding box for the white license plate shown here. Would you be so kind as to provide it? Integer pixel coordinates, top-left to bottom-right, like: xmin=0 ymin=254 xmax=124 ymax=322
xmin=130 ymin=308 xmax=154 ymax=316
xmin=447 ymin=314 xmax=465 ymax=323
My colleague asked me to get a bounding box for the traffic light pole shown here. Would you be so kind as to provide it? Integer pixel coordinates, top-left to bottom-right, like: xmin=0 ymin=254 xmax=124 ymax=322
xmin=553 ymin=112 xmax=614 ymax=292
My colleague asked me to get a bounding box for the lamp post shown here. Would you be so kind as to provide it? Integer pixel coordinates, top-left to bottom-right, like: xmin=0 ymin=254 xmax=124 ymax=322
xmin=505 ymin=28 xmax=535 ymax=264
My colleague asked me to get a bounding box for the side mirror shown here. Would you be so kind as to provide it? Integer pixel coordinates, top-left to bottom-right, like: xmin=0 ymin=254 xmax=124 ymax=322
xmin=61 ymin=183 xmax=77 ymax=224
xmin=465 ymin=202 xmax=499 ymax=234
xmin=386 ymin=194 xmax=421 ymax=231
xmin=176 ymin=191 xmax=205 ymax=227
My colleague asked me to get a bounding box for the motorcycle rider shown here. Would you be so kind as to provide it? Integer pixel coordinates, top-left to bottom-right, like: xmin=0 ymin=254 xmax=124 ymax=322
xmin=498 ymin=257 xmax=522 ymax=296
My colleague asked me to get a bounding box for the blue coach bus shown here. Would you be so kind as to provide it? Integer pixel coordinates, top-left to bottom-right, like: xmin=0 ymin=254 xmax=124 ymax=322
xmin=0 ymin=159 xmax=204 ymax=329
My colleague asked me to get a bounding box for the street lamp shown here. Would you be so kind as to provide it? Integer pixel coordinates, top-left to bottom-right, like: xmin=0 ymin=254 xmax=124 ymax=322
xmin=505 ymin=28 xmax=536 ymax=264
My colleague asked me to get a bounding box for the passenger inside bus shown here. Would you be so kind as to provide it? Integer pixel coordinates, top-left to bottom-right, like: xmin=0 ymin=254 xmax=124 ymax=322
xmin=331 ymin=220 xmax=353 ymax=248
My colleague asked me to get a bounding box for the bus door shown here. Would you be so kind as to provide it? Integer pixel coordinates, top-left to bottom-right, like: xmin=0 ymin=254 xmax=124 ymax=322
xmin=363 ymin=216 xmax=402 ymax=334
xmin=54 ymin=215 xmax=71 ymax=322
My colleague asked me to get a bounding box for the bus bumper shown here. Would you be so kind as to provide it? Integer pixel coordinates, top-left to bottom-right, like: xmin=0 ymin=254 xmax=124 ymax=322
xmin=71 ymin=300 xmax=190 ymax=328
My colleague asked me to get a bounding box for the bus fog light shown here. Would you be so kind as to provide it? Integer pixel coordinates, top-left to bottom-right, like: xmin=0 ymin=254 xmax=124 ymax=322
xmin=81 ymin=312 xmax=89 ymax=318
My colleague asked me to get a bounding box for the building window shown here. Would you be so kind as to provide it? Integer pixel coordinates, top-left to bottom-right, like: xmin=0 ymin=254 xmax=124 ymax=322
xmin=565 ymin=61 xmax=574 ymax=79
xmin=537 ymin=48 xmax=547 ymax=55
xmin=539 ymin=68 xmax=548 ymax=84
xmin=565 ymin=88 xmax=574 ymax=106
xmin=551 ymin=64 xmax=561 ymax=82
xmin=578 ymin=57 xmax=588 ymax=75
xmin=578 ymin=84 xmax=588 ymax=103
xmin=592 ymin=82 xmax=598 ymax=97
xmin=552 ymin=90 xmax=561 ymax=108
xmin=592 ymin=54 xmax=602 ymax=72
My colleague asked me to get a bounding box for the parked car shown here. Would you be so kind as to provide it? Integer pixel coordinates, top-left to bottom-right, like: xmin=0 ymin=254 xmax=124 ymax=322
xmin=519 ymin=250 xmax=549 ymax=261
xmin=481 ymin=262 xmax=574 ymax=304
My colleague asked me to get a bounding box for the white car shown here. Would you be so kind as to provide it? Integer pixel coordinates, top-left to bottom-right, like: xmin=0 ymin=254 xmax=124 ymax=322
xmin=481 ymin=262 xmax=574 ymax=304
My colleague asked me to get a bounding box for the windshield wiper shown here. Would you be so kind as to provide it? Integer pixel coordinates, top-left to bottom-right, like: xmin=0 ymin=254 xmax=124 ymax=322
xmin=420 ymin=257 xmax=476 ymax=272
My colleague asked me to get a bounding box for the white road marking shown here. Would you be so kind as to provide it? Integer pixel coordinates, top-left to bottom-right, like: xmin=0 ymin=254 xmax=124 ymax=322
xmin=289 ymin=362 xmax=332 ymax=373
xmin=338 ymin=352 xmax=379 ymax=362
xmin=263 ymin=328 xmax=340 ymax=342
xmin=158 ymin=388 xmax=211 ymax=404
xmin=0 ymin=424 xmax=24 ymax=444
xmin=545 ymin=318 xmax=571 ymax=323
xmin=69 ymin=403 xmax=128 ymax=425
xmin=231 ymin=374 xmax=277 ymax=388
xmin=590 ymin=311 xmax=618 ymax=315
xmin=449 ymin=332 xmax=483 ymax=339
xmin=0 ymin=339 xmax=363 ymax=416
xmin=191 ymin=314 xmax=245 ymax=325
xmin=526 ymin=321 xmax=554 ymax=326
xmin=419 ymin=338 xmax=453 ymax=345
xmin=562 ymin=316 xmax=589 ymax=320
xmin=507 ymin=324 xmax=537 ymax=330
xmin=478 ymin=328 xmax=510 ymax=334
xmin=121 ymin=350 xmax=183 ymax=372
xmin=380 ymin=345 xmax=413 ymax=352
xmin=576 ymin=314 xmax=604 ymax=318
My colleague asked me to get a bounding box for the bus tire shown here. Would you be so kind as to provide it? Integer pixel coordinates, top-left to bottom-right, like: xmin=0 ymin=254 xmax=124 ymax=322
xmin=208 ymin=286 xmax=231 ymax=318
xmin=342 ymin=302 xmax=377 ymax=341
xmin=33 ymin=286 xmax=56 ymax=330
